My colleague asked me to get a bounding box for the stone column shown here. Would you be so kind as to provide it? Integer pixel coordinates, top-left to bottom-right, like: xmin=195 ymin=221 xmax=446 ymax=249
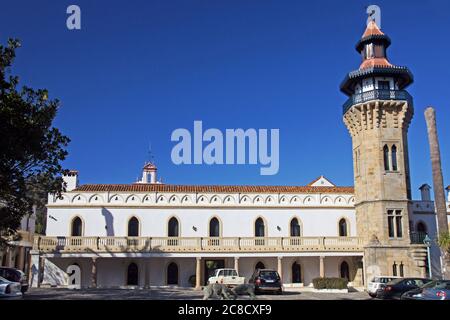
xmin=144 ymin=258 xmax=150 ymax=289
xmin=17 ymin=247 xmax=25 ymax=271
xmin=319 ymin=256 xmax=325 ymax=278
xmin=234 ymin=257 xmax=239 ymax=274
xmin=195 ymin=257 xmax=202 ymax=290
xmin=90 ymin=257 xmax=98 ymax=289
xmin=277 ymin=257 xmax=283 ymax=280
xmin=38 ymin=256 xmax=45 ymax=288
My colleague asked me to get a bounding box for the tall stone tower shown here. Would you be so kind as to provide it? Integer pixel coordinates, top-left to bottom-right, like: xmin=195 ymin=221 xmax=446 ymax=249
xmin=341 ymin=17 xmax=427 ymax=280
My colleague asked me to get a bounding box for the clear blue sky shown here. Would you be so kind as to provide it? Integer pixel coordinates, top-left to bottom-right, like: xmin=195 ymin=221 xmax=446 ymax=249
xmin=1 ymin=0 xmax=449 ymax=199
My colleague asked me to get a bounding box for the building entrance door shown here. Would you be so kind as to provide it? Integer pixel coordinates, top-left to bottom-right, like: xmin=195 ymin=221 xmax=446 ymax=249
xmin=204 ymin=259 xmax=225 ymax=285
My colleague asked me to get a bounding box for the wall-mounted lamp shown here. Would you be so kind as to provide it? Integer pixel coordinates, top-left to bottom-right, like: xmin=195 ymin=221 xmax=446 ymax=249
xmin=277 ymin=226 xmax=281 ymax=231
xmin=192 ymin=226 xmax=197 ymax=232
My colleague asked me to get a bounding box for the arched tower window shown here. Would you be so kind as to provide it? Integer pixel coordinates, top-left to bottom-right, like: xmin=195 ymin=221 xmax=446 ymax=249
xmin=168 ymin=217 xmax=179 ymax=237
xmin=383 ymin=145 xmax=390 ymax=171
xmin=209 ymin=218 xmax=220 ymax=237
xmin=255 ymin=261 xmax=265 ymax=270
xmin=417 ymin=222 xmax=427 ymax=233
xmin=167 ymin=262 xmax=178 ymax=285
xmin=290 ymin=218 xmax=301 ymax=237
xmin=292 ymin=262 xmax=302 ymax=283
xmin=255 ymin=218 xmax=265 ymax=237
xmin=127 ymin=263 xmax=138 ymax=285
xmin=71 ymin=217 xmax=82 ymax=236
xmin=339 ymin=219 xmax=348 ymax=237
xmin=391 ymin=145 xmax=398 ymax=171
xmin=128 ymin=217 xmax=139 ymax=237
xmin=340 ymin=261 xmax=350 ymax=281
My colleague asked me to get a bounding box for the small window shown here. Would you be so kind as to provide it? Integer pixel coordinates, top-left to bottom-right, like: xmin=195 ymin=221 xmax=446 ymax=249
xmin=391 ymin=145 xmax=398 ymax=171
xmin=395 ymin=210 xmax=403 ymax=238
xmin=399 ymin=262 xmax=404 ymax=277
xmin=383 ymin=145 xmax=390 ymax=171
xmin=71 ymin=217 xmax=82 ymax=236
xmin=339 ymin=219 xmax=348 ymax=237
xmin=378 ymin=80 xmax=390 ymax=90
xmin=392 ymin=262 xmax=398 ymax=276
xmin=128 ymin=217 xmax=139 ymax=237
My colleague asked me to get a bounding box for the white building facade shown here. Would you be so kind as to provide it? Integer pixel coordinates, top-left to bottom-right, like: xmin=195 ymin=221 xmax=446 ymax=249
xmin=29 ymin=169 xmax=450 ymax=290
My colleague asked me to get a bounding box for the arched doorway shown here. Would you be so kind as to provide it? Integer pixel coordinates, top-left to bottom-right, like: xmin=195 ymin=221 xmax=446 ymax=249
xmin=209 ymin=217 xmax=220 ymax=246
xmin=71 ymin=217 xmax=82 ymax=236
xmin=167 ymin=262 xmax=178 ymax=285
xmin=168 ymin=217 xmax=179 ymax=246
xmin=255 ymin=218 xmax=265 ymax=246
xmin=290 ymin=218 xmax=301 ymax=237
xmin=338 ymin=219 xmax=348 ymax=237
xmin=127 ymin=263 xmax=139 ymax=286
xmin=340 ymin=261 xmax=350 ymax=281
xmin=255 ymin=261 xmax=265 ymax=270
xmin=128 ymin=217 xmax=139 ymax=237
xmin=292 ymin=262 xmax=302 ymax=283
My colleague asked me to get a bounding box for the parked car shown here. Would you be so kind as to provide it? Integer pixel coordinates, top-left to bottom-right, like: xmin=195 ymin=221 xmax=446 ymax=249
xmin=207 ymin=268 xmax=245 ymax=287
xmin=249 ymin=269 xmax=282 ymax=295
xmin=401 ymin=280 xmax=450 ymax=300
xmin=0 ymin=267 xmax=29 ymax=293
xmin=367 ymin=276 xmax=402 ymax=297
xmin=0 ymin=276 xmax=22 ymax=299
xmin=376 ymin=277 xmax=432 ymax=300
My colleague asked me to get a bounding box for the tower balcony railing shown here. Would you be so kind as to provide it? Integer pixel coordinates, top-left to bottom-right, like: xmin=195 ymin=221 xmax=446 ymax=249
xmin=410 ymin=232 xmax=427 ymax=245
xmin=33 ymin=236 xmax=364 ymax=254
xmin=343 ymin=89 xmax=413 ymax=114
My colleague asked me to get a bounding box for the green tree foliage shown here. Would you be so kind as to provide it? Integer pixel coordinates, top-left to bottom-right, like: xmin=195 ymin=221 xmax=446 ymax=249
xmin=437 ymin=232 xmax=450 ymax=254
xmin=0 ymin=39 xmax=70 ymax=246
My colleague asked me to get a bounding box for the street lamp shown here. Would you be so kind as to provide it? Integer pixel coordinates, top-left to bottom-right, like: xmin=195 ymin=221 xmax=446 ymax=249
xmin=423 ymin=234 xmax=432 ymax=279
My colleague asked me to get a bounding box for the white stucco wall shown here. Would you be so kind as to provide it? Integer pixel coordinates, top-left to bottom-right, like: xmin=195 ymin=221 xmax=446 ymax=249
xmin=46 ymin=207 xmax=357 ymax=238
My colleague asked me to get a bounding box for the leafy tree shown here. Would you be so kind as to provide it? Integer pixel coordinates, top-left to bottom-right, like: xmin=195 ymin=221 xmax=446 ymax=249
xmin=0 ymin=39 xmax=70 ymax=247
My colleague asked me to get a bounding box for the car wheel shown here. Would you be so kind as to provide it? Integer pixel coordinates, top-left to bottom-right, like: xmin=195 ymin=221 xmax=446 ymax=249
xmin=368 ymin=293 xmax=376 ymax=298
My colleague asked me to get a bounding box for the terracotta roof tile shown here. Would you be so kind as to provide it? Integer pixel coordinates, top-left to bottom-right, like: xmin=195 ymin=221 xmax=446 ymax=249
xmin=362 ymin=20 xmax=384 ymax=38
xmin=359 ymin=57 xmax=392 ymax=70
xmin=73 ymin=184 xmax=354 ymax=194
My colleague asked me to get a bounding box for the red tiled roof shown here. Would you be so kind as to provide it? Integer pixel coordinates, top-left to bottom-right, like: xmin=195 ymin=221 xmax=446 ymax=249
xmin=73 ymin=184 xmax=354 ymax=194
xmin=359 ymin=57 xmax=392 ymax=70
xmin=362 ymin=20 xmax=384 ymax=38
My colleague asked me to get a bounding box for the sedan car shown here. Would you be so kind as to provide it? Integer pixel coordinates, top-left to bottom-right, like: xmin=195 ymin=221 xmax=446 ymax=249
xmin=401 ymin=280 xmax=450 ymax=300
xmin=0 ymin=276 xmax=22 ymax=299
xmin=376 ymin=277 xmax=432 ymax=300
xmin=249 ymin=269 xmax=282 ymax=295
xmin=0 ymin=267 xmax=29 ymax=293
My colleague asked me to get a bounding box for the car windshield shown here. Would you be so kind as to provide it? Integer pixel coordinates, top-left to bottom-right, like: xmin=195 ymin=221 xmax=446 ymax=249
xmin=260 ymin=271 xmax=279 ymax=280
xmin=387 ymin=278 xmax=404 ymax=285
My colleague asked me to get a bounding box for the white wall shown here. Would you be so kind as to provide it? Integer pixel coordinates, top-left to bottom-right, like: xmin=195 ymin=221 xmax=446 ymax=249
xmin=46 ymin=207 xmax=357 ymax=238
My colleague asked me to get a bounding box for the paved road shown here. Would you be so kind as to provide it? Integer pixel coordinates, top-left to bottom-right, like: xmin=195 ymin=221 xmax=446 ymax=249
xmin=22 ymin=288 xmax=371 ymax=300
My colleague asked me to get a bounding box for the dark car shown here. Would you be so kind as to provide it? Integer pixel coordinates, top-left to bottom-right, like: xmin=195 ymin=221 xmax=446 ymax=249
xmin=402 ymin=280 xmax=450 ymax=300
xmin=0 ymin=267 xmax=28 ymax=293
xmin=249 ymin=269 xmax=282 ymax=295
xmin=376 ymin=277 xmax=431 ymax=300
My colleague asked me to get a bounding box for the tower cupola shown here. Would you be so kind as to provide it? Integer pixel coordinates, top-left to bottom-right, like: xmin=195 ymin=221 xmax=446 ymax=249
xmin=340 ymin=18 xmax=414 ymax=114
xmin=138 ymin=162 xmax=157 ymax=184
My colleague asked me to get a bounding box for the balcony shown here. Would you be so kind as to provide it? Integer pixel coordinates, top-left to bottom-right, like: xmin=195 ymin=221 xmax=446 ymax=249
xmin=34 ymin=236 xmax=364 ymax=254
xmin=343 ymin=89 xmax=413 ymax=114
xmin=410 ymin=232 xmax=427 ymax=245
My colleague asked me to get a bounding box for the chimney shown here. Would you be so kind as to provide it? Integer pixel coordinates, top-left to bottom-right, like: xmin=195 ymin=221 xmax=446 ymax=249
xmin=424 ymin=107 xmax=449 ymax=235
xmin=63 ymin=170 xmax=79 ymax=191
xmin=419 ymin=184 xmax=432 ymax=201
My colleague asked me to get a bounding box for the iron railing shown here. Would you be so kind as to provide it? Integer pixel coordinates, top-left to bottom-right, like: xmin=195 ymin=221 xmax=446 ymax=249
xmin=343 ymin=89 xmax=413 ymax=114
